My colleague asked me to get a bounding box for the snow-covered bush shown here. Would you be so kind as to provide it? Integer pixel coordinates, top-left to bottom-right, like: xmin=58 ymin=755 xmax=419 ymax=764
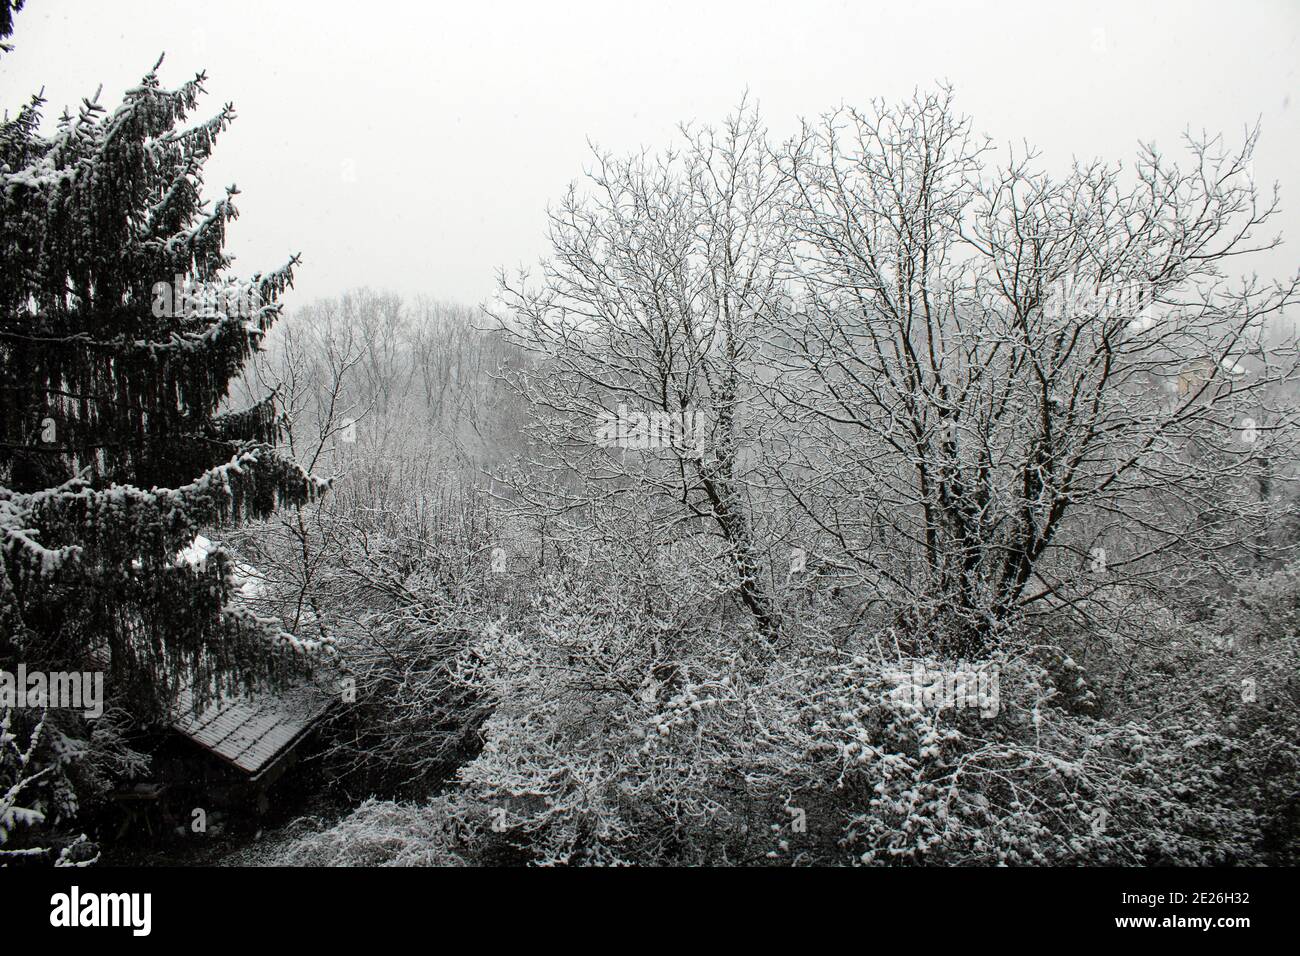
xmin=1216 ymin=558 xmax=1300 ymax=647
xmin=232 ymin=458 xmax=502 ymax=799
xmin=0 ymin=707 xmax=50 ymax=861
xmin=0 ymin=704 xmax=146 ymax=864
xmin=225 ymin=799 xmax=467 ymax=867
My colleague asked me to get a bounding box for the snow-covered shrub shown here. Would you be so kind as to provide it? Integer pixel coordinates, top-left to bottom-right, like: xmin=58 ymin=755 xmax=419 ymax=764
xmin=0 ymin=705 xmax=145 ymax=864
xmin=226 ymin=799 xmax=467 ymax=867
xmin=1216 ymin=557 xmax=1300 ymax=647
xmin=418 ymin=540 xmax=1297 ymax=865
xmin=436 ymin=534 xmax=787 ymax=864
xmin=810 ymin=643 xmax=1295 ymax=865
xmin=0 ymin=707 xmax=49 ymax=861
xmin=316 ymin=584 xmax=490 ymax=799
xmin=234 ymin=463 xmax=502 ymax=799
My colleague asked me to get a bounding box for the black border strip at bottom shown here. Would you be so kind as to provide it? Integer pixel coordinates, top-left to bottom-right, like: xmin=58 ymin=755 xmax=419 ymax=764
xmin=0 ymin=865 xmax=1278 ymax=943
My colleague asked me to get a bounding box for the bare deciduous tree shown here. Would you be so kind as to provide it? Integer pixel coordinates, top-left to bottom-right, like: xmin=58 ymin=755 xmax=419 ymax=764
xmin=770 ymin=88 xmax=1300 ymax=654
xmin=490 ymin=104 xmax=793 ymax=643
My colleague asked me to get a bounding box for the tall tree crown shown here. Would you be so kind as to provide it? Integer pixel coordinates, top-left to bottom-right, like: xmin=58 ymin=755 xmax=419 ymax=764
xmin=0 ymin=59 xmax=327 ymax=714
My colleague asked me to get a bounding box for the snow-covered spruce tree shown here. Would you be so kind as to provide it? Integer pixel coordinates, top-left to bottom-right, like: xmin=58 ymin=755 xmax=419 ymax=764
xmin=0 ymin=61 xmax=329 ymax=730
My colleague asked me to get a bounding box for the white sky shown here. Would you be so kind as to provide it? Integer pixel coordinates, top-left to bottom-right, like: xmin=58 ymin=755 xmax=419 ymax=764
xmin=3 ymin=0 xmax=1297 ymax=308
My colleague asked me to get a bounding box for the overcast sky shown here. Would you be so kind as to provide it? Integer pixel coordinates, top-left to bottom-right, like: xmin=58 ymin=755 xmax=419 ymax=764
xmin=3 ymin=0 xmax=1297 ymax=310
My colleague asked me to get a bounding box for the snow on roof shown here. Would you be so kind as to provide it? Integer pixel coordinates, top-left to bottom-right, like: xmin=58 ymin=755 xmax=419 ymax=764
xmin=107 ymin=537 xmax=331 ymax=776
xmin=176 ymin=534 xmax=266 ymax=599
xmin=170 ymin=681 xmax=333 ymax=779
xmin=89 ymin=642 xmax=333 ymax=779
xmin=176 ymin=534 xmax=214 ymax=567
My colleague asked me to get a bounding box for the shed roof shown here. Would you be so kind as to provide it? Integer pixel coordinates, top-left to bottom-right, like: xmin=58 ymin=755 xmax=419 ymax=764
xmin=170 ymin=681 xmax=333 ymax=779
xmin=167 ymin=535 xmax=333 ymax=778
